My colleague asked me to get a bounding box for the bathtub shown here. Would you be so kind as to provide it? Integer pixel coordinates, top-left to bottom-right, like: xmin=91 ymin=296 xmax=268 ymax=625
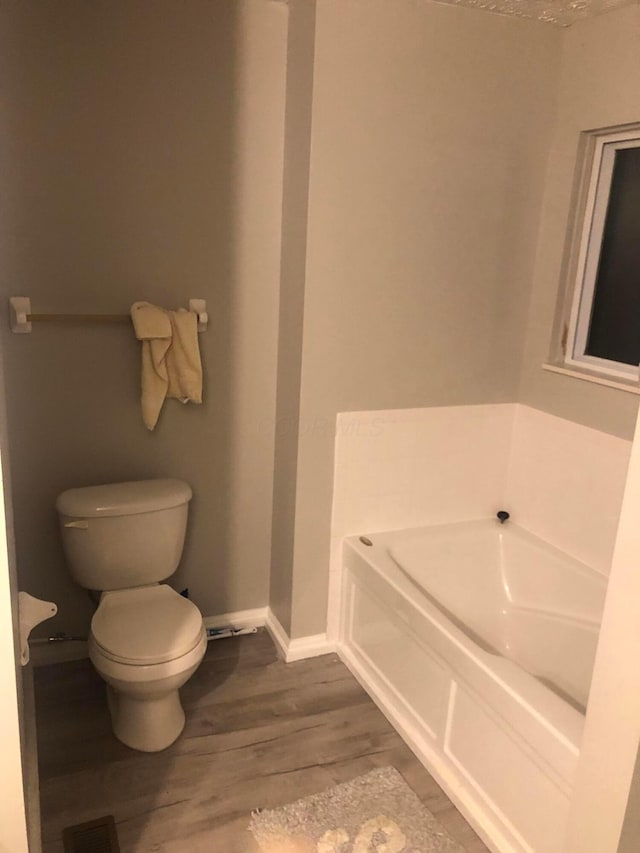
xmin=338 ymin=518 xmax=607 ymax=853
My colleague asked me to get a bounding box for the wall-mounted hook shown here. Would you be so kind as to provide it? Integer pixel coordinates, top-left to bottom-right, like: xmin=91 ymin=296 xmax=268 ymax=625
xmin=18 ymin=591 xmax=57 ymax=665
xmin=188 ymin=299 xmax=208 ymax=332
xmin=9 ymin=297 xmax=32 ymax=334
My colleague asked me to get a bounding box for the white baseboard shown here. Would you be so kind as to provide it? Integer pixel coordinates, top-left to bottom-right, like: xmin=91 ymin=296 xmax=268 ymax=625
xmin=265 ymin=608 xmax=336 ymax=663
xmin=288 ymin=632 xmax=336 ymax=662
xmin=31 ymin=605 xmax=334 ymax=667
xmin=31 ymin=606 xmax=268 ymax=667
xmin=264 ymin=608 xmax=290 ymax=658
xmin=203 ymin=607 xmax=268 ymax=631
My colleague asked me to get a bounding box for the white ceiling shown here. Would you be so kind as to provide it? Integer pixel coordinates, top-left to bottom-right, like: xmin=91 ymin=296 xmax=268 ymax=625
xmin=430 ymin=0 xmax=636 ymax=26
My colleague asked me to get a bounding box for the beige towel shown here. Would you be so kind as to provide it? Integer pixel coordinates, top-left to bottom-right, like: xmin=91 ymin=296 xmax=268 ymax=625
xmin=130 ymin=301 xmax=203 ymax=430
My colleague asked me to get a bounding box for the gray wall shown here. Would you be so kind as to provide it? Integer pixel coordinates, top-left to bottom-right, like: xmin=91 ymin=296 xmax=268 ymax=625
xmin=3 ymin=0 xmax=636 ymax=647
xmin=288 ymin=0 xmax=562 ymax=637
xmin=269 ymin=0 xmax=316 ymax=636
xmin=0 ymin=0 xmax=287 ymax=635
xmin=517 ymin=5 xmax=640 ymax=441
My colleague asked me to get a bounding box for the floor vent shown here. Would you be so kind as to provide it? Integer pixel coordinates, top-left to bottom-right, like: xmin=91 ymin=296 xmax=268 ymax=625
xmin=62 ymin=815 xmax=121 ymax=853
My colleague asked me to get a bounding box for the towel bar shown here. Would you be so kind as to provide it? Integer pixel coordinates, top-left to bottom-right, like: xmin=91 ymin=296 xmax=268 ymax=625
xmin=9 ymin=297 xmax=208 ymax=334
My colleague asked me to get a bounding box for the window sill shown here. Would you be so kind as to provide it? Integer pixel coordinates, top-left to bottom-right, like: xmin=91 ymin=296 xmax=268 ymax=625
xmin=542 ymin=363 xmax=640 ymax=395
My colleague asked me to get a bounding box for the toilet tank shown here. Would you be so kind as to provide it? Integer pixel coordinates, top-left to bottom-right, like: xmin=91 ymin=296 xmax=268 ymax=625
xmin=56 ymin=479 xmax=192 ymax=591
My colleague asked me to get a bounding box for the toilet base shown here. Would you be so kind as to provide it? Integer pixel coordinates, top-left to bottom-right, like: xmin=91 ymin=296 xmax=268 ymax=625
xmin=89 ymin=628 xmax=206 ymax=753
xmin=107 ymin=685 xmax=186 ymax=752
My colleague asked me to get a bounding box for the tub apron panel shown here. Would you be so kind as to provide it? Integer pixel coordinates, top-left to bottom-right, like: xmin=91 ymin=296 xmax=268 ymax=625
xmin=339 ymin=533 xmax=586 ymax=853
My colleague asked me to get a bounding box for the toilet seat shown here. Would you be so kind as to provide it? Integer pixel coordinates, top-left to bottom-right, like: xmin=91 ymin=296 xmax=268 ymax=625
xmin=89 ymin=630 xmax=207 ymax=685
xmin=91 ymin=584 xmax=203 ymax=666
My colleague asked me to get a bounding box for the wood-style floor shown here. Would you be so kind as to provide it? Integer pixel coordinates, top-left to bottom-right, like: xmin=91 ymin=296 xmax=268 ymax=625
xmin=34 ymin=630 xmax=489 ymax=852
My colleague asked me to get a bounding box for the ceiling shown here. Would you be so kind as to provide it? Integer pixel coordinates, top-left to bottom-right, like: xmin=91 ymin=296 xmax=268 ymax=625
xmin=431 ymin=0 xmax=636 ymax=26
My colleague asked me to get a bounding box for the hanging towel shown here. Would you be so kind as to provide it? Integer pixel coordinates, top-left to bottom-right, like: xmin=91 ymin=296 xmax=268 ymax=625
xmin=130 ymin=301 xmax=203 ymax=430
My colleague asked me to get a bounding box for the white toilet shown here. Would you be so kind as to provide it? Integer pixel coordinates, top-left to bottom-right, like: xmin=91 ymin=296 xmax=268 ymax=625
xmin=56 ymin=479 xmax=206 ymax=753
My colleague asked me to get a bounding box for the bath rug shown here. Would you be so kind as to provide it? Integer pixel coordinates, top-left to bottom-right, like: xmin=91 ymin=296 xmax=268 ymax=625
xmin=249 ymin=766 xmax=465 ymax=852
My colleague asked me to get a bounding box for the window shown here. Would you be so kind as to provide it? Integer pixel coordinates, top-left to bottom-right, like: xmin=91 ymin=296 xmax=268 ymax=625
xmin=563 ymin=126 xmax=640 ymax=383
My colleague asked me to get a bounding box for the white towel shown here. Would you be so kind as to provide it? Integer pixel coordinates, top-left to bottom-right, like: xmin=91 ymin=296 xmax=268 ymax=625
xmin=130 ymin=301 xmax=203 ymax=430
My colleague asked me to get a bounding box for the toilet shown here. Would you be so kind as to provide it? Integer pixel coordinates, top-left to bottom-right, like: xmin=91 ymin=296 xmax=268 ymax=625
xmin=56 ymin=479 xmax=206 ymax=752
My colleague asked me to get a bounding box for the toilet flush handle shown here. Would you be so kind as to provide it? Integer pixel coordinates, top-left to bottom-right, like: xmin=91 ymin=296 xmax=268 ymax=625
xmin=64 ymin=519 xmax=88 ymax=529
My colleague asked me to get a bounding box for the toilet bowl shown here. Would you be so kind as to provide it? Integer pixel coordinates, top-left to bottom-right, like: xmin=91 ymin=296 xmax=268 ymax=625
xmin=56 ymin=479 xmax=205 ymax=752
xmin=89 ymin=583 xmax=206 ymax=751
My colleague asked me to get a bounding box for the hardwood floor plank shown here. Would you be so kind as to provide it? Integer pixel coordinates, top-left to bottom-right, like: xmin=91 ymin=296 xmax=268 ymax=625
xmin=35 ymin=630 xmax=488 ymax=852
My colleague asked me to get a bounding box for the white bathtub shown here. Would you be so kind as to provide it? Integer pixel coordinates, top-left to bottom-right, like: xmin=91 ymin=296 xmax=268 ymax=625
xmin=338 ymin=518 xmax=607 ymax=853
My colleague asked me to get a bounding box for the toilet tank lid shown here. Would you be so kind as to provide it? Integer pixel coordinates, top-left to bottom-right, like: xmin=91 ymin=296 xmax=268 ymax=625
xmin=56 ymin=479 xmax=192 ymax=518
